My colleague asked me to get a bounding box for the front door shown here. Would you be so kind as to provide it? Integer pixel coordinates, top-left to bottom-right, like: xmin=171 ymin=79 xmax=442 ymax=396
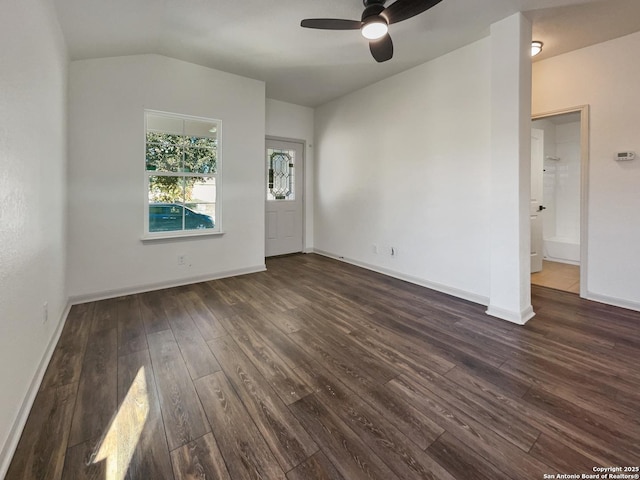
xmin=530 ymin=128 xmax=545 ymax=273
xmin=265 ymin=139 xmax=304 ymax=257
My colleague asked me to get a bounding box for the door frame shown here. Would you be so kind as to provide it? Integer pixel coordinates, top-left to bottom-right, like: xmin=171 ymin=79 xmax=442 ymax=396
xmin=530 ymin=128 xmax=545 ymax=274
xmin=531 ymin=105 xmax=590 ymax=297
xmin=265 ymin=136 xmax=307 ymax=255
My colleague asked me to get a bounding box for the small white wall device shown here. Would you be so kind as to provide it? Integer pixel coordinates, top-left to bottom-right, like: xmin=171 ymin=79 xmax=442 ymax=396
xmin=615 ymin=151 xmax=635 ymax=161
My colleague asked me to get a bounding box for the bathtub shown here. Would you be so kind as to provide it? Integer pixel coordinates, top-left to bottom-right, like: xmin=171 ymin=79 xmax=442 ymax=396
xmin=543 ymin=236 xmax=580 ymax=265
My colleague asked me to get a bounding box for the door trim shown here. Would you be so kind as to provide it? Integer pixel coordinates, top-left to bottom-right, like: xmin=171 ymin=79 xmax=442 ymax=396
xmin=265 ymin=136 xmax=306 ymax=255
xmin=532 ymin=105 xmax=590 ymax=297
xmin=530 ymin=128 xmax=545 ymax=273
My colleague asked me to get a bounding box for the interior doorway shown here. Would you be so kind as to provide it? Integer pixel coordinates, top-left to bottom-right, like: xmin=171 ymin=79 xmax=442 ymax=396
xmin=530 ymin=106 xmax=589 ymax=296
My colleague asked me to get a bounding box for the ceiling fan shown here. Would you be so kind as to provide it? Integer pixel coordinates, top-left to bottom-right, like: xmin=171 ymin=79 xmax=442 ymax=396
xmin=300 ymin=0 xmax=443 ymax=63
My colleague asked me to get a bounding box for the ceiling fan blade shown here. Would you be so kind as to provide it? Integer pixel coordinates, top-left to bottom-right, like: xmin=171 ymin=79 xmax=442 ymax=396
xmin=300 ymin=18 xmax=362 ymax=30
xmin=369 ymin=34 xmax=394 ymax=63
xmin=382 ymin=0 xmax=442 ymax=24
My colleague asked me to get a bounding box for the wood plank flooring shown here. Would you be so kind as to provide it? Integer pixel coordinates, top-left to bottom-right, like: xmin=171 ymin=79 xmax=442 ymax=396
xmin=6 ymin=253 xmax=640 ymax=479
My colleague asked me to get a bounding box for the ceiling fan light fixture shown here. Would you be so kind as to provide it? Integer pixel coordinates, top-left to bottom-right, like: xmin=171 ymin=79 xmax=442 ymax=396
xmin=300 ymin=0 xmax=442 ymax=62
xmin=362 ymin=17 xmax=388 ymax=40
xmin=531 ymin=40 xmax=543 ymax=57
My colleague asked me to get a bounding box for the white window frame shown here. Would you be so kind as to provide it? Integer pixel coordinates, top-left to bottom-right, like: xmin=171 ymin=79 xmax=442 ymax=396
xmin=142 ymin=110 xmax=223 ymax=240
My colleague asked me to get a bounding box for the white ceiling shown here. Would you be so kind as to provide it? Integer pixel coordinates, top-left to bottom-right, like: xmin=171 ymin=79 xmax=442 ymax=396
xmin=53 ymin=0 xmax=640 ymax=107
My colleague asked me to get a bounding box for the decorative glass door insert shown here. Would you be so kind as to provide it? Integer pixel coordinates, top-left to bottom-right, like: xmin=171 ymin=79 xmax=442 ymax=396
xmin=267 ymin=148 xmax=295 ymax=200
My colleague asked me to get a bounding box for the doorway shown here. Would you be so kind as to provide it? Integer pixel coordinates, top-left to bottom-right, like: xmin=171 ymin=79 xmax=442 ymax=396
xmin=530 ymin=106 xmax=589 ymax=296
xmin=265 ymin=138 xmax=304 ymax=257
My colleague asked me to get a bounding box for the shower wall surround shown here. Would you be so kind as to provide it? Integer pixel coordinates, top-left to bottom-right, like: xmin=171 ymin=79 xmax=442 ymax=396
xmin=533 ymin=116 xmax=581 ymax=264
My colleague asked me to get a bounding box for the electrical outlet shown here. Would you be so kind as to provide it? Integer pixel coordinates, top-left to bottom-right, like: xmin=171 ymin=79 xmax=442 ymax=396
xmin=43 ymin=302 xmax=48 ymax=324
xmin=178 ymin=254 xmax=186 ymax=265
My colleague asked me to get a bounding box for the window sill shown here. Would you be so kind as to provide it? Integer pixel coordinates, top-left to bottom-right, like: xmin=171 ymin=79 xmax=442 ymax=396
xmin=141 ymin=230 xmax=224 ymax=242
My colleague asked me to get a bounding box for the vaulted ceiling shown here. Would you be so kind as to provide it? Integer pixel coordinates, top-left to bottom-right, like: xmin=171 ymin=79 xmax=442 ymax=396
xmin=53 ymin=0 xmax=640 ymax=106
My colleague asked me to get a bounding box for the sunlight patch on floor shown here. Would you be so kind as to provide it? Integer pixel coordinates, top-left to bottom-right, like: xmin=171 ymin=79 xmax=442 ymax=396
xmin=94 ymin=367 xmax=149 ymax=479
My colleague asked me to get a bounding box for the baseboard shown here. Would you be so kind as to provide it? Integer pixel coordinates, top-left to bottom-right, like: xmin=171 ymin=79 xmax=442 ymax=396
xmin=311 ymin=249 xmax=489 ymax=307
xmin=68 ymin=264 xmax=266 ymax=305
xmin=585 ymin=291 xmax=640 ymax=313
xmin=1 ymin=264 xmax=267 ymax=476
xmin=485 ymin=304 xmax=535 ymax=325
xmin=0 ymin=301 xmax=71 ymax=480
xmin=543 ymin=256 xmax=580 ymax=266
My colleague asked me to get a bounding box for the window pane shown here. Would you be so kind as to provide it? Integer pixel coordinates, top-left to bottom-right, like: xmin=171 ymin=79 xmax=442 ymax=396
xmin=148 ymin=175 xmax=216 ymax=232
xmin=149 ymin=175 xmax=185 ymax=204
xmin=146 ymin=142 xmax=182 ymax=172
xmin=184 ymin=119 xmax=218 ymax=140
xmin=148 ymin=201 xmax=184 ymax=232
xmin=267 ymin=148 xmax=295 ymax=200
xmin=190 ymin=177 xmax=216 ymax=204
xmin=187 ymin=137 xmax=217 ymax=148
xmin=146 ymin=135 xmax=216 ymax=173
xmin=189 ymin=178 xmax=216 ymax=228
xmin=146 ymin=114 xmax=183 ymax=135
xmin=183 ymin=203 xmax=215 ymax=230
xmin=146 ymin=132 xmax=184 ymax=146
xmin=184 ymin=147 xmax=217 ymax=174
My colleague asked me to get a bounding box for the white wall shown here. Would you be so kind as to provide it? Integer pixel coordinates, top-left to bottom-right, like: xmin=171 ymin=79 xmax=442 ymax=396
xmin=67 ymin=55 xmax=266 ymax=300
xmin=533 ymin=31 xmax=640 ymax=309
xmin=552 ymin=121 xmax=581 ymax=242
xmin=265 ymin=99 xmax=315 ymax=251
xmin=0 ymin=0 xmax=68 ymax=474
xmin=314 ymin=38 xmax=492 ymax=303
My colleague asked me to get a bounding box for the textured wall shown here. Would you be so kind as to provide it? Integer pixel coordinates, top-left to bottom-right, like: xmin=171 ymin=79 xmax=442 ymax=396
xmin=0 ymin=0 xmax=68 ymax=474
xmin=533 ymin=31 xmax=640 ymax=309
xmin=314 ymin=38 xmax=492 ymax=303
xmin=67 ymin=55 xmax=266 ymax=300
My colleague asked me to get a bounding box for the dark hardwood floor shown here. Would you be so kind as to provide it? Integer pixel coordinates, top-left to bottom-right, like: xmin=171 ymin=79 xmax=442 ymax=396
xmin=6 ymin=254 xmax=640 ymax=479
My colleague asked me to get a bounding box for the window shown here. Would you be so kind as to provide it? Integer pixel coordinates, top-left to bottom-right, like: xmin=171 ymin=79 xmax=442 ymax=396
xmin=144 ymin=111 xmax=221 ymax=238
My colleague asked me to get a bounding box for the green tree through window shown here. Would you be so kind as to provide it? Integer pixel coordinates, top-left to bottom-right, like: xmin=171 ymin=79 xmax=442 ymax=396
xmin=145 ymin=112 xmax=220 ymax=235
xmin=145 ymin=132 xmax=217 ymax=202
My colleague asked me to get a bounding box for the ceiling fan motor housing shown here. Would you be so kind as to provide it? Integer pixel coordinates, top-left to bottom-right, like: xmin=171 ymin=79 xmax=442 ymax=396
xmin=362 ymin=2 xmax=386 ymax=21
xmin=363 ymin=0 xmax=386 ymax=6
